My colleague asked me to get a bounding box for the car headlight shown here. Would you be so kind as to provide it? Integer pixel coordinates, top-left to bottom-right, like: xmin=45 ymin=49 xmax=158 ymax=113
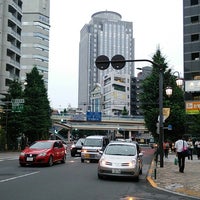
xmin=38 ymin=152 xmax=47 ymax=157
xmin=99 ymin=158 xmax=106 ymax=165
xmin=20 ymin=152 xmax=25 ymax=156
xmin=129 ymin=160 xmax=136 ymax=167
xmin=81 ymin=149 xmax=87 ymax=153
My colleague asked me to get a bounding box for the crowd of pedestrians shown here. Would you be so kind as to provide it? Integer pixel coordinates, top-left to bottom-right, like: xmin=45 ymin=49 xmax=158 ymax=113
xmin=161 ymin=136 xmax=200 ymax=174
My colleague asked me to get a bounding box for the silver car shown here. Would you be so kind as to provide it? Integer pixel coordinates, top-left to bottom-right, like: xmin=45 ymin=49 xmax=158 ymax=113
xmin=97 ymin=141 xmax=143 ymax=181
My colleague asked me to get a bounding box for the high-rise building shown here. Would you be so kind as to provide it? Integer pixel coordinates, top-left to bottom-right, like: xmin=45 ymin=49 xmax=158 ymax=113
xmin=20 ymin=0 xmax=50 ymax=87
xmin=78 ymin=11 xmax=135 ymax=114
xmin=183 ymin=0 xmax=200 ymax=101
xmin=130 ymin=66 xmax=152 ymax=116
xmin=0 ymin=0 xmax=23 ymax=96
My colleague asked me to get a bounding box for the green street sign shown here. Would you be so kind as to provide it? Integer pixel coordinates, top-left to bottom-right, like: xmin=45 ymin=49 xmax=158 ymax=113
xmin=11 ymin=99 xmax=24 ymax=112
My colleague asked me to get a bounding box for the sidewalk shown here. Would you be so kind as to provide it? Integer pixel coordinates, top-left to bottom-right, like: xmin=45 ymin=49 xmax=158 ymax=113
xmin=147 ymin=152 xmax=200 ymax=199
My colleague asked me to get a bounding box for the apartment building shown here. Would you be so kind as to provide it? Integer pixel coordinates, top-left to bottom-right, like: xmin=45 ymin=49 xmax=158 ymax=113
xmin=183 ymin=0 xmax=200 ymax=101
xmin=0 ymin=0 xmax=22 ymax=96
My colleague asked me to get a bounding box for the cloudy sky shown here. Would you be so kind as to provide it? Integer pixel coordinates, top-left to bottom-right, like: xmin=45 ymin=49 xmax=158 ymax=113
xmin=48 ymin=0 xmax=183 ymax=109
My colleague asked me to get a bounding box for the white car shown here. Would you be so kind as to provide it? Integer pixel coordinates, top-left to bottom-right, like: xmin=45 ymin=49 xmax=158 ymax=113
xmin=98 ymin=141 xmax=143 ymax=181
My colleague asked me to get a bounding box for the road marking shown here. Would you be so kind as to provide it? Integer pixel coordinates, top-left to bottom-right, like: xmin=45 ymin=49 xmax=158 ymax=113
xmin=0 ymin=171 xmax=40 ymax=183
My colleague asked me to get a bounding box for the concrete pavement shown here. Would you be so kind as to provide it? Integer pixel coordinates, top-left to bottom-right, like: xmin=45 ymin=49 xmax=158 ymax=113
xmin=1 ymin=150 xmax=200 ymax=199
xmin=147 ymin=152 xmax=200 ymax=199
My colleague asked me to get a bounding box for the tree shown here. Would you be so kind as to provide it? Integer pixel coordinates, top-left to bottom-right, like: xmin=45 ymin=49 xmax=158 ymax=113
xmin=121 ymin=106 xmax=129 ymax=115
xmin=140 ymin=48 xmax=186 ymax=142
xmin=22 ymin=67 xmax=52 ymax=143
xmin=0 ymin=79 xmax=24 ymax=150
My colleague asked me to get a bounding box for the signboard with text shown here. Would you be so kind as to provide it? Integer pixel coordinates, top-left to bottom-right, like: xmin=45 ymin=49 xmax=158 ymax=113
xmin=185 ymin=101 xmax=200 ymax=114
xmin=11 ymin=99 xmax=24 ymax=112
xmin=86 ymin=112 xmax=102 ymax=121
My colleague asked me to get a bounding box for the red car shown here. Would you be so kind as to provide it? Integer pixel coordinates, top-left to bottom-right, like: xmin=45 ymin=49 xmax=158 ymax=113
xmin=19 ymin=140 xmax=66 ymax=167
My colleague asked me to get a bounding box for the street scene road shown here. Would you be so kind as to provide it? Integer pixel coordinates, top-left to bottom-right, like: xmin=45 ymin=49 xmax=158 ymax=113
xmin=0 ymin=147 xmax=196 ymax=200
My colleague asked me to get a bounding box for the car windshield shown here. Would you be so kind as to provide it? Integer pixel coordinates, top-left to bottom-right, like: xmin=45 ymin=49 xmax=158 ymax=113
xmin=76 ymin=139 xmax=85 ymax=146
xmin=30 ymin=141 xmax=53 ymax=149
xmin=84 ymin=139 xmax=102 ymax=147
xmin=105 ymin=144 xmax=136 ymax=156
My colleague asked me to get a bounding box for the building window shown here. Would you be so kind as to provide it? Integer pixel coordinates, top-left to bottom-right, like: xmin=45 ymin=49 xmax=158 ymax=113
xmin=191 ymin=0 xmax=198 ymax=6
xmin=191 ymin=16 xmax=199 ymax=23
xmin=191 ymin=34 xmax=199 ymax=41
xmin=191 ymin=52 xmax=200 ymax=60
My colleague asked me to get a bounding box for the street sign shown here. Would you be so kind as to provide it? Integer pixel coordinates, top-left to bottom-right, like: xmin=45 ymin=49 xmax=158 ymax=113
xmin=111 ymin=54 xmax=126 ymax=70
xmin=168 ymin=124 xmax=172 ymax=130
xmin=86 ymin=112 xmax=101 ymax=121
xmin=11 ymin=99 xmax=24 ymax=112
xmin=95 ymin=55 xmax=110 ymax=70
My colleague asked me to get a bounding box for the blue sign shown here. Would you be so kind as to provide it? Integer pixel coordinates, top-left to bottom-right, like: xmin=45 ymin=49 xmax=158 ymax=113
xmin=168 ymin=124 xmax=172 ymax=130
xmin=86 ymin=112 xmax=102 ymax=121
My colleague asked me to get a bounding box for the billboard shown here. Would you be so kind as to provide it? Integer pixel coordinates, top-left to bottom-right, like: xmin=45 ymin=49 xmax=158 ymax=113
xmin=185 ymin=80 xmax=200 ymax=92
xmin=185 ymin=101 xmax=200 ymax=114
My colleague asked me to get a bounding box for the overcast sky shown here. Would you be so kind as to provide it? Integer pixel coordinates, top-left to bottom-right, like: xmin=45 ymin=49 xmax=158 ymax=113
xmin=48 ymin=0 xmax=183 ymax=109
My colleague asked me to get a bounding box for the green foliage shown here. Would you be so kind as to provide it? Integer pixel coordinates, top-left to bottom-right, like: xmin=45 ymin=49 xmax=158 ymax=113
xmin=121 ymin=106 xmax=129 ymax=115
xmin=0 ymin=79 xmax=24 ymax=150
xmin=22 ymin=67 xmax=52 ymax=143
xmin=140 ymin=48 xmax=186 ymax=141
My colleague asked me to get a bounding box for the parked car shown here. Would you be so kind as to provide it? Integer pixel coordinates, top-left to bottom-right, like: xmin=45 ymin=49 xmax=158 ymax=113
xmin=70 ymin=138 xmax=85 ymax=157
xmin=98 ymin=141 xmax=143 ymax=181
xmin=19 ymin=140 xmax=66 ymax=167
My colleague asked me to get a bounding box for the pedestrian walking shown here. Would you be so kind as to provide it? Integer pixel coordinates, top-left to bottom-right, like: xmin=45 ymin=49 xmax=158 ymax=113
xmin=195 ymin=140 xmax=200 ymax=160
xmin=163 ymin=140 xmax=170 ymax=158
xmin=187 ymin=138 xmax=194 ymax=160
xmin=175 ymin=135 xmax=188 ymax=173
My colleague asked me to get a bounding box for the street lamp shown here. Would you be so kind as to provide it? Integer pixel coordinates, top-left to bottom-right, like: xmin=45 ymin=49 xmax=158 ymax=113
xmin=173 ymin=71 xmax=183 ymax=88
xmin=95 ymin=54 xmax=165 ymax=167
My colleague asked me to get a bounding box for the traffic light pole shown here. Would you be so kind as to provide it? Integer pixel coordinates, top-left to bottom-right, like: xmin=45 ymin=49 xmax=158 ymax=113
xmin=95 ymin=55 xmax=164 ymax=167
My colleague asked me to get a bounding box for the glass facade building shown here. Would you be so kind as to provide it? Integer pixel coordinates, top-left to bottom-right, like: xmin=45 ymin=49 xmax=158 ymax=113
xmin=78 ymin=11 xmax=135 ymax=113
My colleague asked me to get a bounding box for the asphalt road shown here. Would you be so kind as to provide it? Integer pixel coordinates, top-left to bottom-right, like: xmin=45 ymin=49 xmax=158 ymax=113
xmin=0 ymin=148 xmax=196 ymax=200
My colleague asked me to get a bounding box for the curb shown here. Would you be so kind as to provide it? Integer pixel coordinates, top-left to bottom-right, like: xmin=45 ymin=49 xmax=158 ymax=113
xmin=146 ymin=157 xmax=200 ymax=200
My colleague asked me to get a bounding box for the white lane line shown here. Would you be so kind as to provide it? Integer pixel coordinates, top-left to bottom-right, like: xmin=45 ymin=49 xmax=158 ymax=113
xmin=0 ymin=171 xmax=40 ymax=183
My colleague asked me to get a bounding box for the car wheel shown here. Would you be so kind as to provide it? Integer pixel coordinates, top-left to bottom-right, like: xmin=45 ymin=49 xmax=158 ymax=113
xmin=48 ymin=155 xmax=53 ymax=166
xmin=98 ymin=173 xmax=104 ymax=179
xmin=134 ymin=175 xmax=139 ymax=182
xmin=71 ymin=152 xmax=75 ymax=157
xmin=81 ymin=158 xmax=84 ymax=163
xmin=20 ymin=163 xmax=26 ymax=167
xmin=61 ymin=154 xmax=66 ymax=163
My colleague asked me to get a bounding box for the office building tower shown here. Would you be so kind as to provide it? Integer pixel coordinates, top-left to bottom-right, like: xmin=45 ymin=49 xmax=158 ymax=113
xmin=0 ymin=0 xmax=23 ymax=96
xmin=78 ymin=11 xmax=135 ymax=114
xmin=130 ymin=66 xmax=152 ymax=116
xmin=20 ymin=0 xmax=50 ymax=87
xmin=183 ymin=0 xmax=200 ymax=101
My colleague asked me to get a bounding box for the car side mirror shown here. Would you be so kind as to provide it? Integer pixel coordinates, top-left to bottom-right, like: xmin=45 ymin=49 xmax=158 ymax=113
xmin=99 ymin=150 xmax=103 ymax=155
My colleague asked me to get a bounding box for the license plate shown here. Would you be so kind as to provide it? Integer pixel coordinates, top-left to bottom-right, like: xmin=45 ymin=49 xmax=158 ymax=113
xmin=26 ymin=157 xmax=33 ymax=161
xmin=112 ymin=169 xmax=121 ymax=174
xmin=84 ymin=154 xmax=90 ymax=158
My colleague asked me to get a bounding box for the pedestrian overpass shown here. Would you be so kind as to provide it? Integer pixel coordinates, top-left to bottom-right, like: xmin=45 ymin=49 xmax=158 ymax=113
xmin=51 ymin=114 xmax=149 ymax=142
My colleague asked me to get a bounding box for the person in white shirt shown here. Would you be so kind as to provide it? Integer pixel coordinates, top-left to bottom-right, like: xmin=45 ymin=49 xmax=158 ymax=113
xmin=187 ymin=138 xmax=194 ymax=160
xmin=175 ymin=136 xmax=188 ymax=173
